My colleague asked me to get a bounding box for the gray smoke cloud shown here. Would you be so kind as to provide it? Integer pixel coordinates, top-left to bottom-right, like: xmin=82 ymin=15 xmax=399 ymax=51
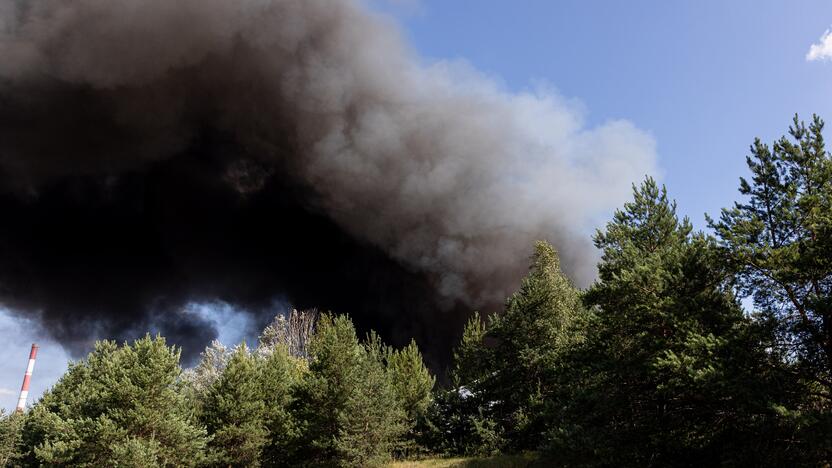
xmin=0 ymin=0 xmax=656 ymax=360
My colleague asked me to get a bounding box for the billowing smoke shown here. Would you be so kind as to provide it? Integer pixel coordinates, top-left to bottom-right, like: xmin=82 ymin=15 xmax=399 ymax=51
xmin=0 ymin=0 xmax=656 ymax=366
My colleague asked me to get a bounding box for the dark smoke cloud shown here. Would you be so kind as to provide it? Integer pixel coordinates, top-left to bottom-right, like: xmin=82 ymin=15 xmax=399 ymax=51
xmin=0 ymin=0 xmax=656 ymax=366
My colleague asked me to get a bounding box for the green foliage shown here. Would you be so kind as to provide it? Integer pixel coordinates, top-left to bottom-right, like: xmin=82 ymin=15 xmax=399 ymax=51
xmin=0 ymin=409 xmax=25 ymax=466
xmin=336 ymin=331 xmax=406 ymax=466
xmin=485 ymin=241 xmax=585 ymax=449
xmin=429 ymin=312 xmax=496 ymax=457
xmin=710 ymin=114 xmax=832 ymax=462
xmin=201 ymin=344 xmax=268 ymax=466
xmin=5 ymin=318 xmax=429 ymax=468
xmin=388 ymin=340 xmax=435 ymax=423
xmin=710 ymin=114 xmax=832 ymax=390
xmin=258 ymin=345 xmax=303 ymax=466
xmin=451 ymin=312 xmax=489 ymax=387
xmin=292 ymin=313 xmax=364 ymax=463
xmin=292 ymin=314 xmax=408 ymax=466
xmin=549 ymin=177 xmax=787 ymax=466
xmin=438 ymin=242 xmax=586 ymax=454
xmin=388 ymin=339 xmax=436 ymax=458
xmin=20 ymin=335 xmax=207 ymax=467
xmin=421 ymin=386 xmax=504 ymax=458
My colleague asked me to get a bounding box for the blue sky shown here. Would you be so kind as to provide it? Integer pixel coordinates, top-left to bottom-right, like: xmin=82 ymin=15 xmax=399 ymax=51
xmin=0 ymin=313 xmax=70 ymax=412
xmin=4 ymin=0 xmax=832 ymax=410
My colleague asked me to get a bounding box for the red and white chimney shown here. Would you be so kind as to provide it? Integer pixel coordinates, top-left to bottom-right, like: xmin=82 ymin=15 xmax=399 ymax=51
xmin=15 ymin=343 xmax=38 ymax=412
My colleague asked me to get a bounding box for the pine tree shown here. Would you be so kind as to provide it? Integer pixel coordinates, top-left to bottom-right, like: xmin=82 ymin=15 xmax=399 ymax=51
xmin=450 ymin=311 xmax=489 ymax=388
xmin=20 ymin=335 xmax=207 ymax=467
xmin=485 ymin=241 xmax=585 ymax=449
xmin=710 ymin=115 xmax=832 ymax=395
xmin=387 ymin=339 xmax=435 ymax=457
xmin=388 ymin=340 xmax=435 ymax=424
xmin=709 ymin=114 xmax=832 ymax=462
xmin=292 ymin=314 xmax=406 ymax=466
xmin=258 ymin=344 xmax=303 ymax=466
xmin=436 ymin=242 xmax=586 ymax=454
xmin=336 ymin=331 xmax=406 ymax=466
xmin=201 ymin=344 xmax=268 ymax=467
xmin=0 ymin=409 xmax=24 ymax=466
xmin=424 ymin=312 xmax=499 ymax=457
xmin=292 ymin=314 xmax=364 ymax=463
xmin=552 ymin=177 xmax=780 ymax=466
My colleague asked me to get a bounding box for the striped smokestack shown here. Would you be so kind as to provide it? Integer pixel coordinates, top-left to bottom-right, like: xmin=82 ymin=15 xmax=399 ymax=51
xmin=15 ymin=343 xmax=38 ymax=412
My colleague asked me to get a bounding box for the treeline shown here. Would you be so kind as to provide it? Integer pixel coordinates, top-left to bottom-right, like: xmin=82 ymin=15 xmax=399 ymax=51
xmin=0 ymin=311 xmax=435 ymax=467
xmin=1 ymin=115 xmax=831 ymax=466
xmin=437 ymin=115 xmax=832 ymax=466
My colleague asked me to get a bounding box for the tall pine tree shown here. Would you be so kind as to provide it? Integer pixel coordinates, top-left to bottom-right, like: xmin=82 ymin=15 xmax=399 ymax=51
xmin=291 ymin=314 xmax=406 ymax=466
xmin=201 ymin=344 xmax=268 ymax=467
xmin=710 ymin=114 xmax=832 ymax=398
xmin=552 ymin=177 xmax=779 ymax=466
xmin=258 ymin=344 xmax=303 ymax=467
xmin=710 ymin=114 xmax=832 ymax=463
xmin=387 ymin=339 xmax=435 ymax=456
xmin=485 ymin=241 xmax=585 ymax=449
xmin=444 ymin=242 xmax=586 ymax=452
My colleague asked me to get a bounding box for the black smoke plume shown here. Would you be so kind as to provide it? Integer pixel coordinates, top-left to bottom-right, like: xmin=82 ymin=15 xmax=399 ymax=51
xmin=0 ymin=0 xmax=656 ymax=366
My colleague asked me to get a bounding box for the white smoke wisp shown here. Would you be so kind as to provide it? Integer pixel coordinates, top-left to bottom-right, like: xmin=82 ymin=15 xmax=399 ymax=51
xmin=0 ymin=0 xmax=657 ymax=311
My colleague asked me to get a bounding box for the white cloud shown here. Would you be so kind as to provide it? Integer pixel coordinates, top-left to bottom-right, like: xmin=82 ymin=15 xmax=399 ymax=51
xmin=807 ymin=28 xmax=832 ymax=61
xmin=0 ymin=388 xmax=15 ymax=396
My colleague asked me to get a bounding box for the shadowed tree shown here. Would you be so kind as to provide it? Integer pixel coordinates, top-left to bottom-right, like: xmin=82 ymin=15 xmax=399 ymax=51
xmin=710 ymin=114 xmax=832 ymax=462
xmin=550 ymin=178 xmax=784 ymax=466
xmin=710 ymin=114 xmax=832 ymax=397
